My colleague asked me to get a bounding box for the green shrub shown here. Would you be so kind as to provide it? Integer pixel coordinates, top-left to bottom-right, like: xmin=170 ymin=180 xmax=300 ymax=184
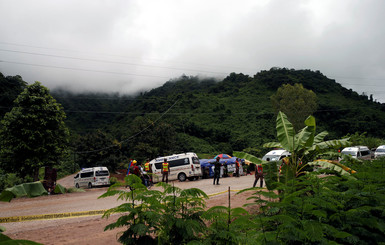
xmin=100 ymin=174 xmax=208 ymax=244
xmin=0 ymin=171 xmax=24 ymax=192
xmin=66 ymin=187 xmax=86 ymax=193
xmin=109 ymin=177 xmax=118 ymax=185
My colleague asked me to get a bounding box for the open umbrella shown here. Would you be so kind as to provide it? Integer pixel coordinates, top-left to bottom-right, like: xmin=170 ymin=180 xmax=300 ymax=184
xmin=214 ymin=154 xmax=232 ymax=159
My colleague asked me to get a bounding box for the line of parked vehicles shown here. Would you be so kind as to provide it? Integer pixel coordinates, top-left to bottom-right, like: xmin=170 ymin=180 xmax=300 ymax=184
xmin=341 ymin=145 xmax=385 ymax=160
xmin=73 ymin=145 xmax=385 ymax=189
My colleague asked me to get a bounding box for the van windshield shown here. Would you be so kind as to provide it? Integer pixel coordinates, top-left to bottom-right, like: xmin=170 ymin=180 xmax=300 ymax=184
xmin=341 ymin=151 xmax=357 ymax=157
xmin=95 ymin=170 xmax=109 ymax=176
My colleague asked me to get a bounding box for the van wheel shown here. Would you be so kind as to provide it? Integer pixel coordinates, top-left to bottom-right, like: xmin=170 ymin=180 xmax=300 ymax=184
xmin=75 ymin=183 xmax=80 ymax=188
xmin=88 ymin=183 xmax=92 ymax=189
xmin=178 ymin=173 xmax=187 ymax=182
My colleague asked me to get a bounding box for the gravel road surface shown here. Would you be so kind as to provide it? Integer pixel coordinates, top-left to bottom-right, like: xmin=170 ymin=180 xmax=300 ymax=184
xmin=1 ymin=174 xmax=261 ymax=244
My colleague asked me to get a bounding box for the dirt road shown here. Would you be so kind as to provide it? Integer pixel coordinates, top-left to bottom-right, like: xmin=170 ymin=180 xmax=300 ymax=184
xmin=1 ymin=174 xmax=261 ymax=245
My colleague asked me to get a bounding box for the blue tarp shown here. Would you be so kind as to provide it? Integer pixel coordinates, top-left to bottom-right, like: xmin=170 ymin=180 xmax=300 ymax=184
xmin=200 ymin=157 xmax=244 ymax=177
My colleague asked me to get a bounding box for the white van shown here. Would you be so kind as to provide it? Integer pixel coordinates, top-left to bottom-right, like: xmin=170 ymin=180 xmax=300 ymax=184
xmin=341 ymin=146 xmax=371 ymax=160
xmin=374 ymin=145 xmax=385 ymax=158
xmin=149 ymin=152 xmax=202 ymax=182
xmin=74 ymin=166 xmax=110 ymax=188
xmin=262 ymin=149 xmax=291 ymax=161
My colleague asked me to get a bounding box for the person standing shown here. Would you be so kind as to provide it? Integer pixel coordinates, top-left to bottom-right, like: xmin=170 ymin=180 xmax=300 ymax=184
xmin=235 ymin=158 xmax=240 ymax=177
xmin=213 ymin=156 xmax=222 ymax=185
xmin=253 ymin=164 xmax=264 ymax=188
xmin=132 ymin=160 xmax=140 ymax=177
xmin=162 ymin=158 xmax=170 ymax=183
xmin=144 ymin=159 xmax=153 ymax=186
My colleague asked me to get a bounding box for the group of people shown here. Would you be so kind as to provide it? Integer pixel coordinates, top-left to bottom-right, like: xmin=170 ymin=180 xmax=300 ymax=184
xmin=211 ymin=157 xmax=264 ymax=188
xmin=126 ymin=158 xmax=171 ymax=187
xmin=127 ymin=156 xmax=264 ymax=188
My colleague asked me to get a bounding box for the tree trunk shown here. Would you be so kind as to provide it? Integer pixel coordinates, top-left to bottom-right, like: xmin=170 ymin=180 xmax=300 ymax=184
xmin=33 ymin=167 xmax=39 ymax=181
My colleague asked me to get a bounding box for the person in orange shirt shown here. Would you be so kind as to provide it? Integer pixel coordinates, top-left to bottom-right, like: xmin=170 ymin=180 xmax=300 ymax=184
xmin=144 ymin=159 xmax=153 ymax=186
xmin=161 ymin=158 xmax=170 ymax=183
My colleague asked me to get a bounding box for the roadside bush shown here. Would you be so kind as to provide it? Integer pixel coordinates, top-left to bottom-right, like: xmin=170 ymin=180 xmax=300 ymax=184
xmin=109 ymin=177 xmax=118 ymax=185
xmin=100 ymin=175 xmax=208 ymax=244
xmin=66 ymin=187 xmax=85 ymax=193
xmin=243 ymin=158 xmax=385 ymax=244
xmin=0 ymin=171 xmax=23 ymax=192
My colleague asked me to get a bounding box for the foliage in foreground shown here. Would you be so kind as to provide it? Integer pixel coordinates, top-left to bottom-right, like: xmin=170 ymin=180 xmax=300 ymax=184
xmin=101 ymin=158 xmax=385 ymax=244
xmin=99 ymin=175 xmax=209 ymax=244
xmin=0 ymin=225 xmax=42 ymax=244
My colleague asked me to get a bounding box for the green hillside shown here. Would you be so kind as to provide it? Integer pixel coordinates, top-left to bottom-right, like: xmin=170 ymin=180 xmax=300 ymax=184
xmin=2 ymin=68 xmax=385 ymax=164
xmin=52 ymin=69 xmax=385 ymax=157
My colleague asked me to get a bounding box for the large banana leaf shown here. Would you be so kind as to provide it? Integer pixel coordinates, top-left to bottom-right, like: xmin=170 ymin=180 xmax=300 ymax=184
xmin=313 ymin=131 xmax=328 ymax=144
xmin=303 ymin=115 xmax=316 ymax=147
xmin=305 ymin=138 xmax=351 ymax=155
xmin=276 ymin=111 xmax=295 ymax=152
xmin=308 ymin=159 xmax=356 ymax=176
xmin=294 ymin=115 xmax=317 ymax=151
xmin=233 ymin=151 xmax=262 ymax=164
xmin=263 ymin=142 xmax=282 ymax=148
xmin=294 ymin=126 xmax=314 ymax=151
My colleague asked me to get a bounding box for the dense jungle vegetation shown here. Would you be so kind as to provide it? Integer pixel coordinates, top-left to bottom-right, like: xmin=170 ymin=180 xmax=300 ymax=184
xmin=1 ymin=68 xmax=385 ymax=176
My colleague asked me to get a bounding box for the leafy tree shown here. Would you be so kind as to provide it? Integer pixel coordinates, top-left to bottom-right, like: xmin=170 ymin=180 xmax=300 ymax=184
xmin=0 ymin=73 xmax=27 ymax=117
xmin=0 ymin=82 xmax=69 ymax=181
xmin=74 ymin=130 xmax=122 ymax=171
xmin=271 ymin=83 xmax=317 ymax=132
xmin=123 ymin=116 xmax=179 ymax=161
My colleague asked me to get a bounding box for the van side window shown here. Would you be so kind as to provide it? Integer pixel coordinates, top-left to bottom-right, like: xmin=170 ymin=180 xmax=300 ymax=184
xmin=95 ymin=170 xmax=109 ymax=176
xmin=154 ymin=158 xmax=190 ymax=169
xmin=169 ymin=158 xmax=189 ymax=167
xmin=361 ymin=150 xmax=370 ymax=156
xmin=80 ymin=172 xmax=93 ymax=178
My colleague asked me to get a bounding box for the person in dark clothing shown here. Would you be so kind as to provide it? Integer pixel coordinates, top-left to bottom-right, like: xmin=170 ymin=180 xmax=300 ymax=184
xmin=213 ymin=156 xmax=222 ymax=185
xmin=235 ymin=158 xmax=240 ymax=177
xmin=253 ymin=164 xmax=264 ymax=188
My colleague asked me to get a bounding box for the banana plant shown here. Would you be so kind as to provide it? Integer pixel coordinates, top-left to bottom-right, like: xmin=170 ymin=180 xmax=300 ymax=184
xmin=235 ymin=112 xmax=352 ymax=189
xmin=264 ymin=111 xmax=351 ymax=179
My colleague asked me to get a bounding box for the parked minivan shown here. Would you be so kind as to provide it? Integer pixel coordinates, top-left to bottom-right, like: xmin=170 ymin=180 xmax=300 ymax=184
xmin=340 ymin=146 xmax=371 ymax=160
xmin=149 ymin=152 xmax=202 ymax=182
xmin=262 ymin=149 xmax=291 ymax=162
xmin=74 ymin=166 xmax=110 ymax=188
xmin=374 ymin=145 xmax=385 ymax=158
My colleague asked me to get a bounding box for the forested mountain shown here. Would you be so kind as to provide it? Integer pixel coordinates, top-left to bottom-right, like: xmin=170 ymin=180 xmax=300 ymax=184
xmin=2 ymin=68 xmax=385 ymax=164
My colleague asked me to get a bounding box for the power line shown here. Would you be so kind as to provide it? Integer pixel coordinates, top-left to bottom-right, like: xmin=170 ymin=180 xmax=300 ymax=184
xmin=0 ymin=60 xmax=170 ymax=79
xmin=0 ymin=48 xmax=228 ymax=75
xmin=0 ymin=41 xmax=251 ymax=73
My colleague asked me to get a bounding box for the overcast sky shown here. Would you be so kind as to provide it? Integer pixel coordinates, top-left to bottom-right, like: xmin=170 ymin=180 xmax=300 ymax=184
xmin=1 ymin=0 xmax=385 ymax=102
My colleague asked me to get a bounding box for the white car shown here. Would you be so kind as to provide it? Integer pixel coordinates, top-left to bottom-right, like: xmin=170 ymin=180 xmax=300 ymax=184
xmin=340 ymin=146 xmax=371 ymax=160
xmin=262 ymin=149 xmax=290 ymax=161
xmin=374 ymin=145 xmax=385 ymax=158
